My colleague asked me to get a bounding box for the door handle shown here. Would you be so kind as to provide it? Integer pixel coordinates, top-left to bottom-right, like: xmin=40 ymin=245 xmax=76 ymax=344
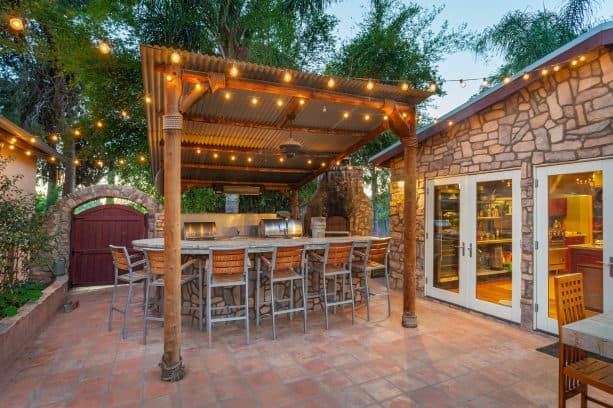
xmin=468 ymin=243 xmax=473 ymax=258
xmin=607 ymin=256 xmax=613 ymax=278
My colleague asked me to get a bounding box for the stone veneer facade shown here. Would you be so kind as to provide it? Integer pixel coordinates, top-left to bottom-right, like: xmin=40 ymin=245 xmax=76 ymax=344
xmin=386 ymin=48 xmax=613 ymax=329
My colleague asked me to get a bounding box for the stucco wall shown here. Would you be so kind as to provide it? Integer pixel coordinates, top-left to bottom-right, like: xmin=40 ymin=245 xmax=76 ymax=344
xmin=1 ymin=148 xmax=37 ymax=196
xmin=388 ymin=47 xmax=613 ymax=329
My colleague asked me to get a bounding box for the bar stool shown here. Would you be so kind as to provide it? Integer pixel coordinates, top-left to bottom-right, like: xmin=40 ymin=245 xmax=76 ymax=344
xmin=141 ymin=249 xmax=203 ymax=344
xmin=309 ymin=241 xmax=356 ymax=329
xmin=352 ymin=238 xmax=392 ymax=321
xmin=256 ymin=245 xmax=308 ymax=340
xmin=206 ymin=246 xmax=250 ymax=347
xmin=108 ymin=245 xmax=148 ymax=340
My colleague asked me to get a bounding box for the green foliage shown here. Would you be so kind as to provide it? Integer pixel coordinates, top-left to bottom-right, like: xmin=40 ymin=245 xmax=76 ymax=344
xmin=0 ymin=281 xmax=46 ymax=318
xmin=0 ymin=158 xmax=55 ymax=293
xmin=475 ymin=0 xmax=604 ymax=81
xmin=182 ymin=188 xmax=225 ymax=213
xmin=298 ymin=180 xmax=317 ymax=206
xmin=239 ymin=191 xmax=289 ymax=213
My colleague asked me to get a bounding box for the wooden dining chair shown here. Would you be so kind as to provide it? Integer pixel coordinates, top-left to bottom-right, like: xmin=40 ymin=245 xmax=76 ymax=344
xmin=206 ymin=246 xmax=250 ymax=347
xmin=309 ymin=241 xmax=356 ymax=329
xmin=352 ymin=238 xmax=392 ymax=321
xmin=141 ymin=249 xmax=203 ymax=344
xmin=554 ymin=273 xmax=613 ymax=408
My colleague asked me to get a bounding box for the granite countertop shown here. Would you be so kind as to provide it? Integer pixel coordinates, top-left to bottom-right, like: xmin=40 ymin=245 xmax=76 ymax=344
xmin=567 ymin=244 xmax=603 ymax=250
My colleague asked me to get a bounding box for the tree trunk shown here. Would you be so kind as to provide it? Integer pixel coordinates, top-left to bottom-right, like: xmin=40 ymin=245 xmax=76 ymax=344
xmin=371 ymin=166 xmax=378 ymax=235
xmin=62 ymin=138 xmax=76 ymax=197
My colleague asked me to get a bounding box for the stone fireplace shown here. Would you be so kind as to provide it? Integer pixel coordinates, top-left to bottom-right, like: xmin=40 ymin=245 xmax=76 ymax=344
xmin=303 ymin=164 xmax=372 ymax=236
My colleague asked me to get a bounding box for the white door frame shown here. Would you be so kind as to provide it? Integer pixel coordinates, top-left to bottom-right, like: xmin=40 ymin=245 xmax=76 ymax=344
xmin=425 ymin=170 xmax=521 ymax=322
xmin=534 ymin=159 xmax=613 ymax=333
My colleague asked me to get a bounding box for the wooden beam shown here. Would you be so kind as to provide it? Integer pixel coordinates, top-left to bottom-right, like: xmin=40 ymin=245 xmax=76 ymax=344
xmin=290 ymin=189 xmax=298 ymax=219
xmin=293 ymin=122 xmax=388 ymax=188
xmin=391 ymin=106 xmax=418 ymax=329
xmin=176 ymin=69 xmax=415 ymax=112
xmin=184 ymin=115 xmax=366 ymax=138
xmin=179 ymin=83 xmax=209 ymax=113
xmin=161 ymin=71 xmax=185 ymax=381
xmin=274 ymin=97 xmax=301 ymax=128
xmin=181 ymin=161 xmax=311 ymax=174
xmin=180 ymin=142 xmax=336 ymax=158
xmin=181 ymin=179 xmax=289 ymax=191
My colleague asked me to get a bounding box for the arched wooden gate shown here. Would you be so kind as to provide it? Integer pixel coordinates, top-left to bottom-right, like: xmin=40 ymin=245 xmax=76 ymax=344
xmin=70 ymin=204 xmax=147 ymax=286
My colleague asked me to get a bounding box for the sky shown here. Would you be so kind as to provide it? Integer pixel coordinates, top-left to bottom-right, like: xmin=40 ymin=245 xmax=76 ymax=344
xmin=327 ymin=0 xmax=613 ymax=119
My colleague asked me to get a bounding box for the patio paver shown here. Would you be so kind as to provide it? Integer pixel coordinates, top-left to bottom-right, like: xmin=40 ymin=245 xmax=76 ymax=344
xmin=1 ymin=283 xmax=611 ymax=407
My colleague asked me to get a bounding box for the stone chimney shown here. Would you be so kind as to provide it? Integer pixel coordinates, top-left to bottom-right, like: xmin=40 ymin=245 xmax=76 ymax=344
xmin=303 ymin=165 xmax=372 ymax=236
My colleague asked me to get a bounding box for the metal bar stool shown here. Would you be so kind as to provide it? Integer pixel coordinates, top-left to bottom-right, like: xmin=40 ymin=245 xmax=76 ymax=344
xmin=108 ymin=245 xmax=148 ymax=340
xmin=352 ymin=237 xmax=392 ymax=321
xmin=256 ymin=244 xmax=308 ymax=340
xmin=206 ymin=246 xmax=250 ymax=347
xmin=141 ymin=249 xmax=203 ymax=344
xmin=309 ymin=241 xmax=356 ymax=329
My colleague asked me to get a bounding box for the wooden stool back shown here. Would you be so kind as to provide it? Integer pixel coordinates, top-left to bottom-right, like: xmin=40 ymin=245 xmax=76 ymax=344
xmin=210 ymin=247 xmax=247 ymax=275
xmin=325 ymin=242 xmax=353 ymax=266
xmin=273 ymin=245 xmax=304 ymax=271
xmin=368 ymin=238 xmax=390 ymax=263
xmin=143 ymin=250 xmax=166 ymax=276
xmin=110 ymin=246 xmax=130 ymax=271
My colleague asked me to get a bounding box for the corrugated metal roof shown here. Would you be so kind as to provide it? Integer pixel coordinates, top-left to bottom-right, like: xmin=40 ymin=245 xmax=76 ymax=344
xmin=141 ymin=45 xmax=430 ymax=189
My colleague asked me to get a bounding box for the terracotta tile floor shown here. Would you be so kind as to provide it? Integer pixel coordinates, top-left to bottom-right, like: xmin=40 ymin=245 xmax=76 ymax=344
xmin=1 ymin=283 xmax=611 ymax=408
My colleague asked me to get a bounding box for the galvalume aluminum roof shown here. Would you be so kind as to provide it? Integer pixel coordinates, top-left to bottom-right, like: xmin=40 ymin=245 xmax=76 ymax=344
xmin=141 ymin=45 xmax=430 ymax=190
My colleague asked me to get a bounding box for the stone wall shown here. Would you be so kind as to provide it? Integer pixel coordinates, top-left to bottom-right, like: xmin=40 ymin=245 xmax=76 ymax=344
xmin=388 ymin=47 xmax=613 ymax=329
xmin=46 ymin=185 xmax=162 ymax=280
xmin=303 ymin=165 xmax=372 ymax=236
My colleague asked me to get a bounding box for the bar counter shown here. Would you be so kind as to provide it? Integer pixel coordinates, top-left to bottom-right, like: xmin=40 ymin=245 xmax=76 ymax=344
xmin=133 ymin=236 xmax=375 ymax=254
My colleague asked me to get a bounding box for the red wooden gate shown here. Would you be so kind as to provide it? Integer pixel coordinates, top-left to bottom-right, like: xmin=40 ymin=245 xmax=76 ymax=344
xmin=70 ymin=204 xmax=147 ymax=286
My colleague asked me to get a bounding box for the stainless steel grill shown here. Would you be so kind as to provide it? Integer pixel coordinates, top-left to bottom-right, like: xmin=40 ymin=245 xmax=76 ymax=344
xmin=258 ymin=219 xmax=302 ymax=238
xmin=183 ymin=222 xmax=217 ymax=240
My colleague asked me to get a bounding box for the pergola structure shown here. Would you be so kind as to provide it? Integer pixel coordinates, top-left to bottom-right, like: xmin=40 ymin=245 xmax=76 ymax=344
xmin=140 ymin=45 xmax=430 ymax=380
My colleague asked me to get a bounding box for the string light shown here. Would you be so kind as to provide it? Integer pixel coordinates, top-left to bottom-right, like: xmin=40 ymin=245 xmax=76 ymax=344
xmin=98 ymin=41 xmax=110 ymax=55
xmin=428 ymin=82 xmax=437 ymax=92
xmin=230 ymin=155 xmax=236 ymax=161
xmin=145 ymin=96 xmax=152 ymax=104
xmin=307 ymin=159 xmax=312 ymax=165
xmin=482 ymin=78 xmax=489 ymax=87
xmin=343 ymin=112 xmax=349 ymax=119
xmin=213 ymin=153 xmax=219 ymax=159
xmin=73 ymin=129 xmax=81 ymax=136
xmin=30 ymin=137 xmax=36 ymax=143
xmin=335 ymin=160 xmax=340 ymax=166
xmin=364 ymin=114 xmax=371 ymax=121
xmin=298 ymin=99 xmax=305 ymax=106
xmin=73 ymin=159 xmax=80 ymax=166
xmin=9 ymin=17 xmax=24 ymax=31
xmin=8 ymin=145 xmax=15 ymax=150
xmin=279 ymin=157 xmax=285 ymax=163
xmin=553 ymin=65 xmax=561 ymax=72
xmin=571 ymin=59 xmax=578 ymax=66
xmin=139 ymin=155 xmax=146 ymax=162
xmin=276 ymin=99 xmax=283 ymax=107
xmin=166 ymin=74 xmax=173 ymax=82
xmin=251 ymin=97 xmax=258 ymax=105
xmin=247 ymin=157 xmax=252 ymax=163
xmin=522 ymin=73 xmax=530 ymax=80
xmin=579 ymin=55 xmax=586 ymax=62
xmin=50 ymin=134 xmax=59 ymax=142
xmin=321 ymin=162 xmax=326 ymax=167
xmin=118 ymin=159 xmax=125 ymax=165
xmin=283 ymin=70 xmax=292 ymax=82
xmin=96 ymin=120 xmax=103 ymax=128
xmin=448 ymin=120 xmax=454 ymax=126
xmin=401 ymin=82 xmax=409 ymax=91
xmin=25 ymin=150 xmax=32 ymax=156
xmin=503 ymin=76 xmax=511 ymax=84
xmin=229 ymin=65 xmax=238 ymax=77
xmin=121 ymin=110 xmax=128 ymax=118
xmin=170 ymin=51 xmax=181 ymax=64
xmin=49 ymin=156 xmax=56 ymax=162
xmin=224 ymin=92 xmax=231 ymax=100
xmin=10 ymin=137 xmax=16 ymax=144
xmin=96 ymin=160 xmax=103 ymax=167
xmin=196 ymin=148 xmax=201 ymax=154
xmin=327 ymin=78 xmax=335 ymax=88
xmin=541 ymin=68 xmax=549 ymax=76
xmin=195 ymin=83 xmax=202 ymax=91
xmin=459 ymin=79 xmax=466 ymax=88
xmin=366 ymin=80 xmax=374 ymax=90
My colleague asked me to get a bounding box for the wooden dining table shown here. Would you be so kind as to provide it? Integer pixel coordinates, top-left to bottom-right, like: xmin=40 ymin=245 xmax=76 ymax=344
xmin=562 ymin=310 xmax=613 ymax=359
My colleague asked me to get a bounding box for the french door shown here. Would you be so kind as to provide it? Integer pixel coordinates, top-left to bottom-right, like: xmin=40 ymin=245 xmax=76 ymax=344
xmin=534 ymin=160 xmax=613 ymax=334
xmin=425 ymin=170 xmax=521 ymax=322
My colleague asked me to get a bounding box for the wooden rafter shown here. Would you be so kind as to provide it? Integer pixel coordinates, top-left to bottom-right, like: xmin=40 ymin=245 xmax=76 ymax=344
xmin=183 ymin=115 xmax=366 ymax=137
xmin=180 ymin=142 xmax=336 ymax=158
xmin=181 ymin=162 xmax=311 ymax=174
xmin=181 ymin=179 xmax=289 ymax=191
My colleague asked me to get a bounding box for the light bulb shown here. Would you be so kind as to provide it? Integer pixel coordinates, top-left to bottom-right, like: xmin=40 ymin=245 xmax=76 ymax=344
xmin=231 ymin=155 xmax=236 ymax=161
xmin=74 ymin=129 xmax=81 ymax=136
xmin=9 ymin=145 xmax=15 ymax=150
xmin=401 ymin=82 xmax=409 ymax=91
xmin=9 ymin=17 xmax=24 ymax=31
xmin=553 ymin=65 xmax=560 ymax=72
xmin=448 ymin=120 xmax=453 ymax=126
xmin=196 ymin=148 xmax=201 ymax=154
xmin=50 ymin=134 xmax=59 ymax=142
xmin=121 ymin=110 xmax=128 ymax=118
xmin=251 ymin=97 xmax=258 ymax=105
xmin=229 ymin=65 xmax=238 ymax=77
xmin=327 ymin=78 xmax=335 ymax=88
xmin=522 ymin=73 xmax=530 ymax=80
xmin=428 ymin=82 xmax=437 ymax=92
xmin=321 ymin=162 xmax=326 ymax=167
xmin=145 ymin=96 xmax=152 ymax=104
xmin=139 ymin=155 xmax=146 ymax=162
xmin=96 ymin=121 xmax=103 ymax=128
xmin=383 ymin=115 xmax=388 ymax=120
xmin=166 ymin=74 xmax=173 ymax=82
xmin=299 ymin=99 xmax=305 ymax=105
xmin=276 ymin=99 xmax=283 ymax=107
xmin=195 ymin=83 xmax=202 ymax=91
xmin=402 ymin=112 xmax=407 ymax=118
xmin=579 ymin=55 xmax=586 ymax=62
xmin=503 ymin=76 xmax=511 ymax=84
xmin=343 ymin=112 xmax=349 ymax=119
xmin=30 ymin=137 xmax=36 ymax=143
xmin=482 ymin=78 xmax=489 ymax=87
xmin=98 ymin=41 xmax=110 ymax=55
xmin=364 ymin=114 xmax=371 ymax=121
xmin=307 ymin=159 xmax=312 ymax=165
xmin=97 ymin=160 xmax=103 ymax=167
xmin=10 ymin=137 xmax=16 ymax=144
xmin=170 ymin=51 xmax=181 ymax=64
xmin=541 ymin=68 xmax=549 ymax=76
xmin=49 ymin=156 xmax=56 ymax=162
xmin=571 ymin=59 xmax=578 ymax=66
xmin=279 ymin=157 xmax=285 ymax=163
xmin=335 ymin=160 xmax=340 ymax=166
xmin=366 ymin=80 xmax=374 ymax=90
xmin=247 ymin=157 xmax=252 ymax=163
xmin=118 ymin=159 xmax=125 ymax=165
xmin=213 ymin=153 xmax=219 ymax=159
xmin=73 ymin=159 xmax=80 ymax=166
xmin=224 ymin=92 xmax=231 ymax=100
xmin=283 ymin=70 xmax=292 ymax=82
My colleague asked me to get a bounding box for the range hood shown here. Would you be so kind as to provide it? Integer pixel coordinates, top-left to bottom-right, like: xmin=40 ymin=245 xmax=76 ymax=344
xmin=214 ymin=184 xmax=262 ymax=195
xmin=548 ymin=174 xmax=595 ymax=197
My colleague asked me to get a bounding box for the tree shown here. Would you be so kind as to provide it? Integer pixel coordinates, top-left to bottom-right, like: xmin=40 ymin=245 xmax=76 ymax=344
xmin=326 ymin=0 xmax=470 ymax=230
xmin=475 ymin=0 xmax=604 ymax=80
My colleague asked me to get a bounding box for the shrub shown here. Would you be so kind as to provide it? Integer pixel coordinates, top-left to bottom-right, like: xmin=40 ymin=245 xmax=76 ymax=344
xmin=0 ymin=282 xmax=46 ymax=318
xmin=0 ymin=157 xmax=55 ymax=294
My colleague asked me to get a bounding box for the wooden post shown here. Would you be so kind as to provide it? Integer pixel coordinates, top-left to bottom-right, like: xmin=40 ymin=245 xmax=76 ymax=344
xmin=290 ymin=189 xmax=298 ymax=219
xmin=161 ymin=71 xmax=185 ymax=381
xmin=388 ymin=107 xmax=418 ymax=328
